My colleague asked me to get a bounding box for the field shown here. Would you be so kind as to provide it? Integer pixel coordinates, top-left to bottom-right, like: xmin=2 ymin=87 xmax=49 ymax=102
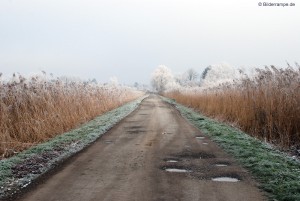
xmin=1 ymin=70 xmax=299 ymax=201
xmin=0 ymin=73 xmax=143 ymax=158
xmin=165 ymin=66 xmax=300 ymax=149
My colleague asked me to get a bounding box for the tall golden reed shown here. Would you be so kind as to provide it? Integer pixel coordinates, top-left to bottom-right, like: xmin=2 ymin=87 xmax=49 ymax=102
xmin=166 ymin=66 xmax=300 ymax=148
xmin=0 ymin=73 xmax=143 ymax=158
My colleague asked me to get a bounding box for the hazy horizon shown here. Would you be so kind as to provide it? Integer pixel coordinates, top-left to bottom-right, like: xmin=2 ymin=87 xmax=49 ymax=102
xmin=1 ymin=0 xmax=299 ymax=85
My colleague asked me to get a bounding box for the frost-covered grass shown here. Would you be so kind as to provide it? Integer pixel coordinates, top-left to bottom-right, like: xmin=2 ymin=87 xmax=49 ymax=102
xmin=0 ymin=95 xmax=147 ymax=199
xmin=0 ymin=72 xmax=144 ymax=158
xmin=163 ymin=97 xmax=300 ymax=201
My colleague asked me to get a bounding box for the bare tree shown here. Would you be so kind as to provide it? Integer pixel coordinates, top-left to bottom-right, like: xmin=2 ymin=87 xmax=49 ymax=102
xmin=186 ymin=68 xmax=199 ymax=82
xmin=200 ymin=63 xmax=237 ymax=87
xmin=179 ymin=68 xmax=199 ymax=87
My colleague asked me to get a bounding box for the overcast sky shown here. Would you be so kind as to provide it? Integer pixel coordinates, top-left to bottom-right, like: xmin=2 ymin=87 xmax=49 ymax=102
xmin=0 ymin=0 xmax=299 ymax=84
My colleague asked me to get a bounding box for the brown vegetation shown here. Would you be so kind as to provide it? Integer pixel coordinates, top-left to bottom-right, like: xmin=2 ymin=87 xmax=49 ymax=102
xmin=0 ymin=73 xmax=143 ymax=158
xmin=166 ymin=66 xmax=300 ymax=148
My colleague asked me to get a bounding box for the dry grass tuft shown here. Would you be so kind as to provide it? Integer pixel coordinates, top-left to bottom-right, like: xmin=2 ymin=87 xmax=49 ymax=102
xmin=0 ymin=73 xmax=143 ymax=158
xmin=166 ymin=66 xmax=300 ymax=148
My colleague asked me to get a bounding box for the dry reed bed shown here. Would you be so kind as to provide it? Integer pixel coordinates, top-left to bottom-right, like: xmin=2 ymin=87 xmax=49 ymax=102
xmin=0 ymin=73 xmax=143 ymax=158
xmin=166 ymin=66 xmax=300 ymax=148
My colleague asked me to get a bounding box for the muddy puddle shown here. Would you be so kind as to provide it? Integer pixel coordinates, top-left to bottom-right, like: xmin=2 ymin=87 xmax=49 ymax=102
xmin=165 ymin=168 xmax=191 ymax=173
xmin=166 ymin=160 xmax=178 ymax=163
xmin=215 ymin=164 xmax=228 ymax=167
xmin=212 ymin=177 xmax=239 ymax=182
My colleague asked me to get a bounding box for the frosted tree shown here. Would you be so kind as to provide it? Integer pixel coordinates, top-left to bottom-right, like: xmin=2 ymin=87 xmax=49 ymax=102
xmin=109 ymin=76 xmax=119 ymax=86
xmin=200 ymin=62 xmax=239 ymax=87
xmin=182 ymin=68 xmax=199 ymax=86
xmin=151 ymin=65 xmax=175 ymax=92
xmin=186 ymin=68 xmax=199 ymax=82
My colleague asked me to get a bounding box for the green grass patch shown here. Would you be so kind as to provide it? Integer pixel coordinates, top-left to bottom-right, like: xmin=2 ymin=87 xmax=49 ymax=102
xmin=0 ymin=95 xmax=147 ymax=199
xmin=163 ymin=97 xmax=300 ymax=201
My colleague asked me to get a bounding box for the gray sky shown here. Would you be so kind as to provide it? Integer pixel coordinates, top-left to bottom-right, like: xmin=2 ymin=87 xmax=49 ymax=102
xmin=0 ymin=0 xmax=299 ymax=84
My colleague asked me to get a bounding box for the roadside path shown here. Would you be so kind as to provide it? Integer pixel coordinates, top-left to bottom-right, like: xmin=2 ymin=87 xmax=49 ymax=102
xmin=16 ymin=95 xmax=266 ymax=201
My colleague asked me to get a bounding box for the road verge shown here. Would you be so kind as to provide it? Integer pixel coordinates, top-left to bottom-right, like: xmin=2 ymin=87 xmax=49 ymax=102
xmin=163 ymin=97 xmax=300 ymax=201
xmin=0 ymin=95 xmax=147 ymax=200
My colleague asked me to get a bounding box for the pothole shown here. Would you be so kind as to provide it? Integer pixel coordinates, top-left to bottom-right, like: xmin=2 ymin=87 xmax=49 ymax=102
xmin=165 ymin=168 xmax=191 ymax=173
xmin=126 ymin=130 xmax=146 ymax=134
xmin=164 ymin=158 xmax=180 ymax=163
xmin=212 ymin=177 xmax=239 ymax=182
xmin=125 ymin=126 xmax=143 ymax=129
xmin=177 ymin=151 xmax=215 ymax=159
xmin=161 ymin=165 xmax=191 ymax=173
xmin=215 ymin=164 xmax=228 ymax=167
xmin=196 ymin=137 xmax=205 ymax=140
xmin=167 ymin=160 xmax=178 ymax=163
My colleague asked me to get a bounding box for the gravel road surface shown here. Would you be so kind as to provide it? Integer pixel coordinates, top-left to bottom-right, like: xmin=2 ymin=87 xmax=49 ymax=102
xmin=16 ymin=95 xmax=266 ymax=201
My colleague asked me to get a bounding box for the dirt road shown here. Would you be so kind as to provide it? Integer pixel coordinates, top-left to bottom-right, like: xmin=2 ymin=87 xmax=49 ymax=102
xmin=16 ymin=95 xmax=266 ymax=201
